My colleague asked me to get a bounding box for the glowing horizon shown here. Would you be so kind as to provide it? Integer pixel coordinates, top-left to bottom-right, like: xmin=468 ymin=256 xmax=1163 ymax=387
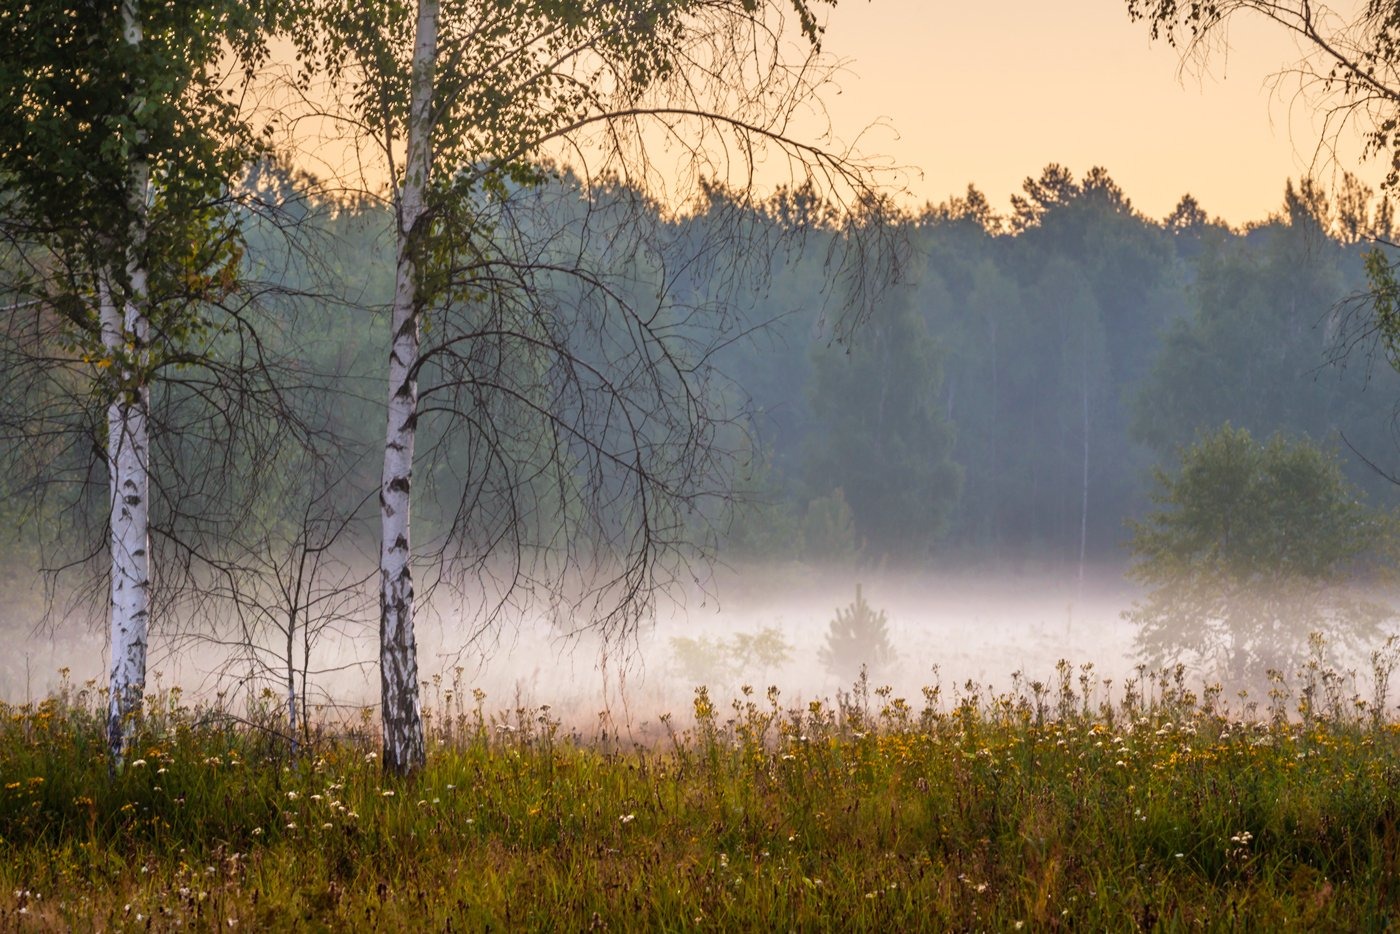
xmin=810 ymin=0 xmax=1384 ymax=227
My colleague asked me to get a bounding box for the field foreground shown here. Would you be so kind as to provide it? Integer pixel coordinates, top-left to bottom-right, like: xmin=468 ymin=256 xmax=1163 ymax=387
xmin=4 ymin=666 xmax=1400 ymax=929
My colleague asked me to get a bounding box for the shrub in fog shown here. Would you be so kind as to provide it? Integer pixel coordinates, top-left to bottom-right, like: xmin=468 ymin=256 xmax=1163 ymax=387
xmin=671 ymin=626 xmax=793 ymax=689
xmin=820 ymin=585 xmax=898 ymax=683
xmin=1126 ymin=424 xmax=1392 ymax=685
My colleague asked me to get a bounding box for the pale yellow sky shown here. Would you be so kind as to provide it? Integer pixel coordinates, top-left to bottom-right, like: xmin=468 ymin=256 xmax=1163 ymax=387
xmin=811 ymin=0 xmax=1382 ymax=226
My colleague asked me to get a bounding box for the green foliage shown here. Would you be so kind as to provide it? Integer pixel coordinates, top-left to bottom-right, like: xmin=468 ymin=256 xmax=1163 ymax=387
xmin=1130 ymin=186 xmax=1384 ymax=471
xmin=0 ymin=0 xmax=271 ymax=244
xmin=670 ymin=626 xmax=793 ymax=688
xmin=807 ymin=281 xmax=961 ymax=559
xmin=1127 ymin=424 xmax=1391 ymax=683
xmin=819 ymin=584 xmax=897 ymax=683
xmin=718 ymin=448 xmax=804 ymax=560
xmin=1364 ymin=246 xmax=1400 ymax=369
xmin=0 ymin=0 xmax=280 ymax=452
xmin=799 ymin=487 xmax=862 ymax=563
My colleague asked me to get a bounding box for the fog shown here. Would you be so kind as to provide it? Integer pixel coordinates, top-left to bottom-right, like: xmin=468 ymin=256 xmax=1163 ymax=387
xmin=0 ymin=563 xmax=1139 ymax=729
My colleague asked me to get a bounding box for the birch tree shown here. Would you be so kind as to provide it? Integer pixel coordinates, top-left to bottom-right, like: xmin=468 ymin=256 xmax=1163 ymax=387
xmin=288 ymin=0 xmax=892 ymax=774
xmin=0 ymin=1 xmax=281 ymax=763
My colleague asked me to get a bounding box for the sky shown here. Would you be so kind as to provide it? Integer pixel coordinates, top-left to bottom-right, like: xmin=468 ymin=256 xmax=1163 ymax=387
xmin=808 ymin=0 xmax=1381 ymax=226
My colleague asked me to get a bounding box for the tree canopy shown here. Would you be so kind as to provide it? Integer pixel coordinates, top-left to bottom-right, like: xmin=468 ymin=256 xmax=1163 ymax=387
xmin=1127 ymin=424 xmax=1390 ymax=683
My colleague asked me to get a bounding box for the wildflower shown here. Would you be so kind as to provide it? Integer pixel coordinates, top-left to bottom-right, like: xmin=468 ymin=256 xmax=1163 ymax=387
xmin=321 ymin=823 xmax=333 ymax=830
xmin=286 ymin=822 xmax=297 ymax=830
xmin=250 ymin=827 xmax=263 ymax=836
xmin=131 ymin=759 xmax=147 ymax=768
xmin=285 ymin=791 xmax=299 ymax=801
xmin=620 ymin=813 xmax=636 ymax=824
xmin=381 ymin=790 xmax=395 ymax=797
xmin=364 ymin=752 xmax=378 ymax=763
xmin=310 ymin=794 xmax=322 ymax=802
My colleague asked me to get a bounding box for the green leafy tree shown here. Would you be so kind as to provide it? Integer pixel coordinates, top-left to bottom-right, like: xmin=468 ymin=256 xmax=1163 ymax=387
xmin=288 ymin=0 xmax=890 ymax=774
xmin=1127 ymin=424 xmax=1390 ymax=684
xmin=0 ymin=0 xmax=279 ymax=762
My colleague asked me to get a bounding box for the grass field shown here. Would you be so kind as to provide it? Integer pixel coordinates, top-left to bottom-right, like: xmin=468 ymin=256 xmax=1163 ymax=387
xmin=3 ymin=661 xmax=1400 ymax=930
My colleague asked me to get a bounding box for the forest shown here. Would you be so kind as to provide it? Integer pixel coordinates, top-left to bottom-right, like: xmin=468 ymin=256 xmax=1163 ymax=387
xmin=9 ymin=163 xmax=1394 ymax=580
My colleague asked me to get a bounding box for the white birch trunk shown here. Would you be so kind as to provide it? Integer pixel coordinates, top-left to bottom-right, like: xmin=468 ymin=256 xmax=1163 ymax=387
xmin=379 ymin=0 xmax=437 ymax=775
xmin=105 ymin=0 xmax=152 ymax=766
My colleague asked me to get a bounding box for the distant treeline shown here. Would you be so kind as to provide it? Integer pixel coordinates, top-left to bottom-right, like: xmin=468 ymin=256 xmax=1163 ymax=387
xmin=3 ymin=162 xmax=1395 ymax=584
xmin=721 ymin=166 xmax=1400 ymax=568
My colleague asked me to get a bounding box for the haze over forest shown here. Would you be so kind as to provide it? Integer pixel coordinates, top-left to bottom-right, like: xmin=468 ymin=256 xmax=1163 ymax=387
xmin=3 ymin=156 xmax=1396 ymax=718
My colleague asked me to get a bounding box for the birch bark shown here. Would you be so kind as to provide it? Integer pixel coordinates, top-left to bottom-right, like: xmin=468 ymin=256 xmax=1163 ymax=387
xmin=378 ymin=0 xmax=437 ymax=775
xmin=104 ymin=0 xmax=153 ymax=765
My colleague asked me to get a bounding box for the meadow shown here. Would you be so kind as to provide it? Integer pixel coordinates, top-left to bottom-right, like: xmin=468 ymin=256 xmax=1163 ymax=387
xmin=3 ymin=659 xmax=1400 ymax=930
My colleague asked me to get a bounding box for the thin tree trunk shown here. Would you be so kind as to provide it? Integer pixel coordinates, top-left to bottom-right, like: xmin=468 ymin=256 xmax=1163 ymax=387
xmin=286 ymin=607 xmax=298 ymax=756
xmin=379 ymin=0 xmax=436 ymax=776
xmin=105 ymin=0 xmax=152 ymax=766
xmin=988 ymin=315 xmax=999 ymax=555
xmin=1078 ymin=354 xmax=1089 ymax=593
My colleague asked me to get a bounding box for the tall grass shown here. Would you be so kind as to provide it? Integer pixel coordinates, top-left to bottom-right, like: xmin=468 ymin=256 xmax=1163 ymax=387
xmin=4 ymin=655 xmax=1400 ymax=928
